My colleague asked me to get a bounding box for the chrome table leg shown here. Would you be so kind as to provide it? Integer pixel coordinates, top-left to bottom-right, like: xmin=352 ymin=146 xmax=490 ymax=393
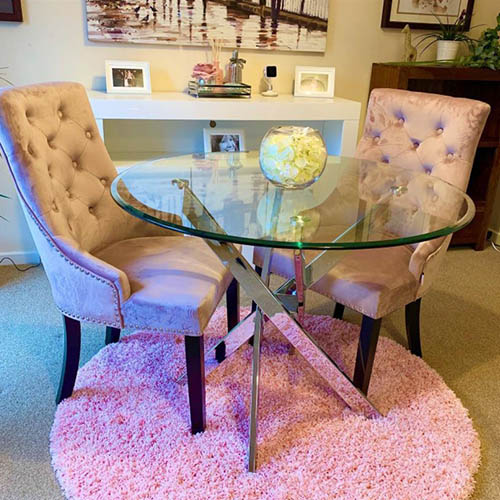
xmin=293 ymin=248 xmax=306 ymax=324
xmin=203 ymin=239 xmax=382 ymax=423
xmin=248 ymin=309 xmax=264 ymax=472
xmin=248 ymin=247 xmax=272 ymax=472
xmin=174 ymin=178 xmax=383 ymax=473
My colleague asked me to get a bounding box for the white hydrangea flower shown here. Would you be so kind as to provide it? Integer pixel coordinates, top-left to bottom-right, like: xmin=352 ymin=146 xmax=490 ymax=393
xmin=260 ymin=126 xmax=327 ymax=187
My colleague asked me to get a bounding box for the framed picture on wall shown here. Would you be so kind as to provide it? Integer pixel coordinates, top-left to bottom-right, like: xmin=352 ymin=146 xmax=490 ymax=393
xmin=105 ymin=60 xmax=152 ymax=94
xmin=203 ymin=129 xmax=246 ymax=153
xmin=381 ymin=0 xmax=475 ymax=30
xmin=0 ymin=0 xmax=23 ymax=22
xmin=294 ymin=66 xmax=335 ymax=98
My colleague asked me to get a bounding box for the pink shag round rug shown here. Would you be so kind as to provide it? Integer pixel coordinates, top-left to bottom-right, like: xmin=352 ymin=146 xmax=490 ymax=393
xmin=50 ymin=308 xmax=480 ymax=500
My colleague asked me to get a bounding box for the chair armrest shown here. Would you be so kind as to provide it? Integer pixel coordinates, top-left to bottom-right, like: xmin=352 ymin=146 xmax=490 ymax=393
xmin=24 ymin=210 xmax=131 ymax=327
xmin=408 ymin=235 xmax=452 ymax=297
xmin=54 ymin=235 xmax=131 ymax=303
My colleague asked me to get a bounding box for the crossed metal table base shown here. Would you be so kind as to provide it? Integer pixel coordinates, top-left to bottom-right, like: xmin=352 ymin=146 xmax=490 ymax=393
xmin=174 ymin=179 xmax=383 ymax=472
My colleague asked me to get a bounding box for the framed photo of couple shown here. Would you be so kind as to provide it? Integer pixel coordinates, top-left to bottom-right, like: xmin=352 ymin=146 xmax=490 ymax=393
xmin=381 ymin=0 xmax=475 ymax=30
xmin=105 ymin=60 xmax=152 ymax=94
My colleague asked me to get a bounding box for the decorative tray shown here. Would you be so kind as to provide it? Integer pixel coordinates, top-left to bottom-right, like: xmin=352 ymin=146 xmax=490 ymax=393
xmin=188 ymin=81 xmax=251 ymax=98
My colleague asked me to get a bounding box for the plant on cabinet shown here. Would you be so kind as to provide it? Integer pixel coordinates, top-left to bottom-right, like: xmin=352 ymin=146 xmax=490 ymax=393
xmin=415 ymin=10 xmax=476 ymax=61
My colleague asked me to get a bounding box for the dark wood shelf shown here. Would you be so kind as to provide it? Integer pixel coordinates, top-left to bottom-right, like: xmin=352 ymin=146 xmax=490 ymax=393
xmin=375 ymin=64 xmax=500 ymax=82
xmin=370 ymin=64 xmax=500 ymax=250
xmin=478 ymin=140 xmax=500 ymax=148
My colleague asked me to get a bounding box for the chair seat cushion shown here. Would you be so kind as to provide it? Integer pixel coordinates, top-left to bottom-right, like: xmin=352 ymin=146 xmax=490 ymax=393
xmin=254 ymin=245 xmax=419 ymax=319
xmin=96 ymin=236 xmax=233 ymax=335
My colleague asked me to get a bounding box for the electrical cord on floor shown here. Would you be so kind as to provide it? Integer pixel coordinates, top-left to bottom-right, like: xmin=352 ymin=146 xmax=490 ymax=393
xmin=0 ymin=256 xmax=41 ymax=272
xmin=491 ymin=241 xmax=500 ymax=253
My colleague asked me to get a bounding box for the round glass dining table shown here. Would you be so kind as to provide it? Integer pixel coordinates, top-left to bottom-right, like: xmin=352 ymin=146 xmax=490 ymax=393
xmin=111 ymin=151 xmax=474 ymax=471
xmin=112 ymin=152 xmax=474 ymax=250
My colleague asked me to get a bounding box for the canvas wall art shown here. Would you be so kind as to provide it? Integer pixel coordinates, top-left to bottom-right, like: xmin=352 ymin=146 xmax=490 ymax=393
xmin=86 ymin=0 xmax=329 ymax=52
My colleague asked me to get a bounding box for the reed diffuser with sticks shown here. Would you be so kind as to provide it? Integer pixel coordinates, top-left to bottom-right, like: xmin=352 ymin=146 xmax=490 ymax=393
xmin=210 ymin=38 xmax=224 ymax=84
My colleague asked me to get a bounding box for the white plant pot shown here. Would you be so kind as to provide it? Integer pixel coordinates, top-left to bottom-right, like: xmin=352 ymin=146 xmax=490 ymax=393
xmin=436 ymin=40 xmax=460 ymax=61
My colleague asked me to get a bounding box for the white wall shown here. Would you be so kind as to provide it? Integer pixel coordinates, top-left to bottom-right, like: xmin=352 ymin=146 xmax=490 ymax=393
xmin=0 ymin=0 xmax=499 ymax=262
xmin=0 ymin=155 xmax=38 ymax=263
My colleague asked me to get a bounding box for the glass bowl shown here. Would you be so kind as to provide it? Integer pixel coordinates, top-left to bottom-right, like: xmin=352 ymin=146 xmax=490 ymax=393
xmin=259 ymin=126 xmax=328 ymax=189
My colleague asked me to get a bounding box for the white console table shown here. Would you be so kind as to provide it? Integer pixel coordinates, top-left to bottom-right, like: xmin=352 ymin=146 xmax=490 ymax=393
xmin=88 ymin=91 xmax=361 ymax=168
xmin=0 ymin=92 xmax=362 ymax=265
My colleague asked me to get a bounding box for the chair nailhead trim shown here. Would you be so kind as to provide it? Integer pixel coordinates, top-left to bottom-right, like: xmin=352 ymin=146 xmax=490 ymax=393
xmin=27 ymin=209 xmax=123 ymax=326
xmin=126 ymin=323 xmax=201 ymax=336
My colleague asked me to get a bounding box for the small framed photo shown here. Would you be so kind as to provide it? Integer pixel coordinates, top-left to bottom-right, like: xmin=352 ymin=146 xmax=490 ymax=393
xmin=105 ymin=60 xmax=151 ymax=94
xmin=381 ymin=0 xmax=475 ymax=30
xmin=203 ymin=129 xmax=246 ymax=153
xmin=0 ymin=0 xmax=23 ymax=22
xmin=294 ymin=66 xmax=335 ymax=98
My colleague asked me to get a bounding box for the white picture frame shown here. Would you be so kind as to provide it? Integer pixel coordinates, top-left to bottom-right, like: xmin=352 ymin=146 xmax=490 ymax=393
xmin=203 ymin=128 xmax=246 ymax=153
xmin=294 ymin=66 xmax=335 ymax=98
xmin=105 ymin=60 xmax=152 ymax=94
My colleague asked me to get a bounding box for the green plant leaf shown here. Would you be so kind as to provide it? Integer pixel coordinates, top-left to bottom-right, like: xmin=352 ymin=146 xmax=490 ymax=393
xmin=461 ymin=12 xmax=500 ymax=69
xmin=415 ymin=34 xmax=441 ymax=47
xmin=420 ymin=39 xmax=439 ymax=55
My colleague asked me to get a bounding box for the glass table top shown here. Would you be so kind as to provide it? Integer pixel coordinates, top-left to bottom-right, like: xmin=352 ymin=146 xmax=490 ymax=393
xmin=111 ymin=152 xmax=475 ymax=250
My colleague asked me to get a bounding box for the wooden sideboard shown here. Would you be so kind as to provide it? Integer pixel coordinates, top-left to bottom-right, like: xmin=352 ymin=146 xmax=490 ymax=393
xmin=369 ymin=63 xmax=500 ymax=250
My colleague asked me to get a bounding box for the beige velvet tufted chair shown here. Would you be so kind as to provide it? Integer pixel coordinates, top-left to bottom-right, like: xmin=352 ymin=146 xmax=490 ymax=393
xmin=254 ymin=88 xmax=490 ymax=394
xmin=0 ymin=82 xmax=240 ymax=434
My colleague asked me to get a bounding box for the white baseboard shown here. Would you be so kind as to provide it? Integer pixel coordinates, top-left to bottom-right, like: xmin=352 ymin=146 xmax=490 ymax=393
xmin=0 ymin=250 xmax=40 ymax=266
xmin=489 ymin=228 xmax=500 ymax=245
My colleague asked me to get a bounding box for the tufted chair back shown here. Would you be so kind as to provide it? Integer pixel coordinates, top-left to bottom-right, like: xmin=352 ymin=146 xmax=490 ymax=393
xmin=356 ymin=88 xmax=490 ymax=192
xmin=0 ymin=82 xmax=170 ymax=325
xmin=355 ymin=88 xmax=490 ymax=295
xmin=0 ymin=82 xmax=154 ymax=254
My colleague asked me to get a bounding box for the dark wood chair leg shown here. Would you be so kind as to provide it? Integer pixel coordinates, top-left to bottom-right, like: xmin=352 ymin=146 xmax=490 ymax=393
xmin=226 ymin=278 xmax=240 ymax=331
xmin=216 ymin=278 xmax=240 ymax=363
xmin=215 ymin=341 xmax=226 ymax=363
xmin=185 ymin=335 xmax=206 ymax=434
xmin=333 ymin=303 xmax=345 ymax=320
xmin=405 ymin=298 xmax=422 ymax=357
xmin=353 ymin=315 xmax=382 ymax=395
xmin=105 ymin=326 xmax=121 ymax=345
xmin=56 ymin=315 xmax=81 ymax=404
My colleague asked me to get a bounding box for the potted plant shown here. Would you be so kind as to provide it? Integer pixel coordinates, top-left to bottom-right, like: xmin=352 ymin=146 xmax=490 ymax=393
xmin=461 ymin=14 xmax=500 ymax=70
xmin=415 ymin=10 xmax=476 ymax=61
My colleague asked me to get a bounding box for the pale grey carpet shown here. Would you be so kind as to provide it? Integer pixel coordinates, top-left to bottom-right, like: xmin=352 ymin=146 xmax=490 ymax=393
xmin=0 ymin=246 xmax=499 ymax=499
